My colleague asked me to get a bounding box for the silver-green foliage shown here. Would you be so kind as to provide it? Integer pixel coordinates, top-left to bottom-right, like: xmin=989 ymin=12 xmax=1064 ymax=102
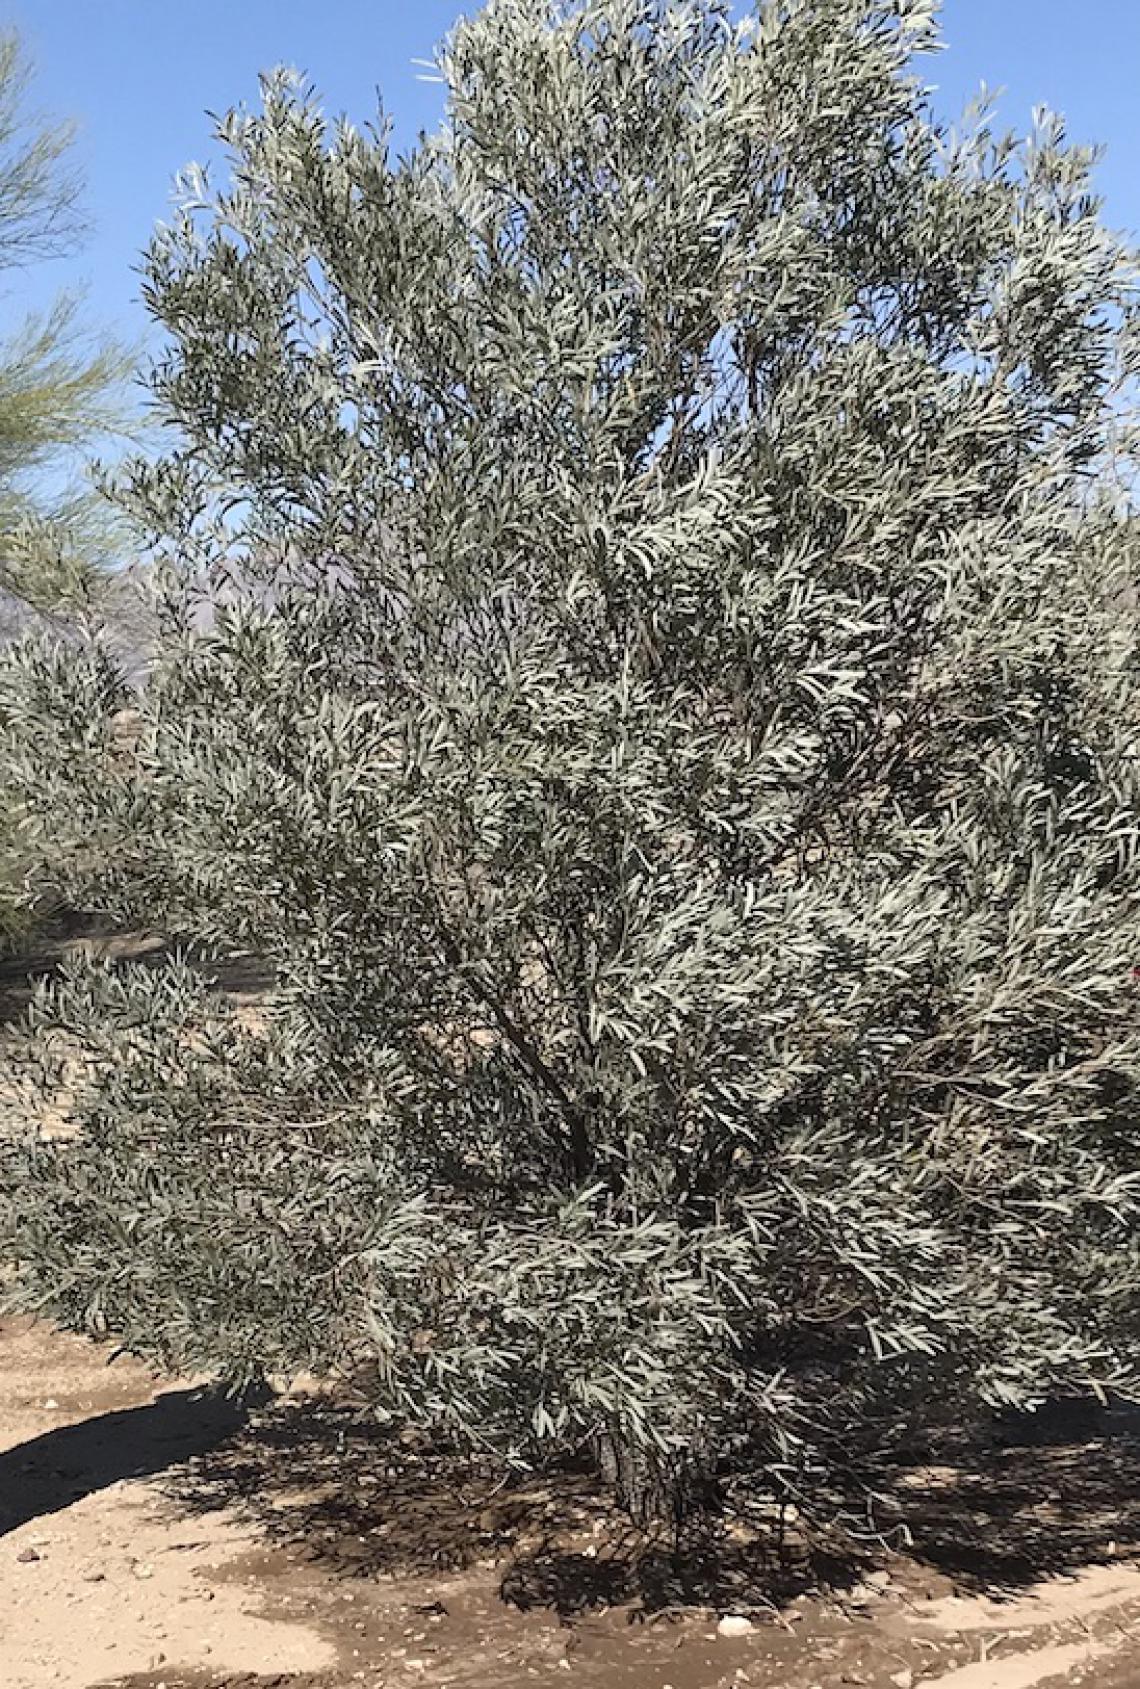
xmin=4 ymin=0 xmax=1139 ymax=1511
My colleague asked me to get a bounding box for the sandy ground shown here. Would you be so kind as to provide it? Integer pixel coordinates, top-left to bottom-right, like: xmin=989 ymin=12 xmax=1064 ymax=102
xmin=3 ymin=1318 xmax=1140 ymax=1689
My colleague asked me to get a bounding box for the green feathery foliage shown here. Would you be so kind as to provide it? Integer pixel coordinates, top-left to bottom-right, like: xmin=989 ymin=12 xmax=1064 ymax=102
xmin=0 ymin=31 xmax=129 ymax=948
xmin=3 ymin=0 xmax=1139 ymax=1517
xmin=0 ymin=32 xmax=125 ymax=610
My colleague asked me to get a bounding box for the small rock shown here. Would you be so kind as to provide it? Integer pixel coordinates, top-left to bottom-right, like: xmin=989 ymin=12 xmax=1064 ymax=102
xmin=717 ymin=1614 xmax=755 ymax=1639
xmin=16 ymin=1547 xmax=41 ymax=1563
xmin=866 ymin=1570 xmax=893 ymax=1588
xmin=133 ymin=1562 xmax=155 ymax=1580
xmin=848 ymin=1580 xmax=887 ymax=1605
xmin=42 ymin=1398 xmax=59 ymax=1410
xmin=890 ymin=1671 xmax=914 ymax=1689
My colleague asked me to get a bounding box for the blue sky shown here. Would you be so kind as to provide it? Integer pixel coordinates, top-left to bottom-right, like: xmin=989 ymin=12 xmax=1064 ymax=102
xmin=6 ymin=0 xmax=1140 ymax=354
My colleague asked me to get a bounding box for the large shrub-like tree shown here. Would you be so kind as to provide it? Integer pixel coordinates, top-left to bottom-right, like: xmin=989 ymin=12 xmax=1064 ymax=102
xmin=3 ymin=0 xmax=1138 ymax=1515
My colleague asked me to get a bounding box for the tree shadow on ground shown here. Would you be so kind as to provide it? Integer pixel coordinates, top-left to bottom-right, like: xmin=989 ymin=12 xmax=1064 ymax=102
xmin=0 ymin=1386 xmax=265 ymax=1538
xmin=863 ymin=1396 xmax=1140 ymax=1594
xmin=170 ymin=1389 xmax=1139 ymax=1619
xmin=173 ymin=1394 xmax=856 ymax=1616
xmin=169 ymin=1391 xmax=1134 ymax=1614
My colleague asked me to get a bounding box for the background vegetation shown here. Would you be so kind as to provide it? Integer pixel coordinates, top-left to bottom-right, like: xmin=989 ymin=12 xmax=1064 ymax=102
xmin=0 ymin=30 xmax=129 ymax=951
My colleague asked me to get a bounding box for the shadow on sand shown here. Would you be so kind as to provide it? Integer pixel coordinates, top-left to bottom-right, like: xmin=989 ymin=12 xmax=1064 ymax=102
xmin=164 ymin=1390 xmax=1140 ymax=1619
xmin=0 ymin=1386 xmax=264 ymax=1539
xmin=2 ymin=1357 xmax=1135 ymax=1618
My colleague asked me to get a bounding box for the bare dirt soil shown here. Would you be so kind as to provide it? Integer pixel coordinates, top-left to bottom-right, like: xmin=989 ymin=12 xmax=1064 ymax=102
xmin=3 ymin=1317 xmax=1140 ymax=1689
